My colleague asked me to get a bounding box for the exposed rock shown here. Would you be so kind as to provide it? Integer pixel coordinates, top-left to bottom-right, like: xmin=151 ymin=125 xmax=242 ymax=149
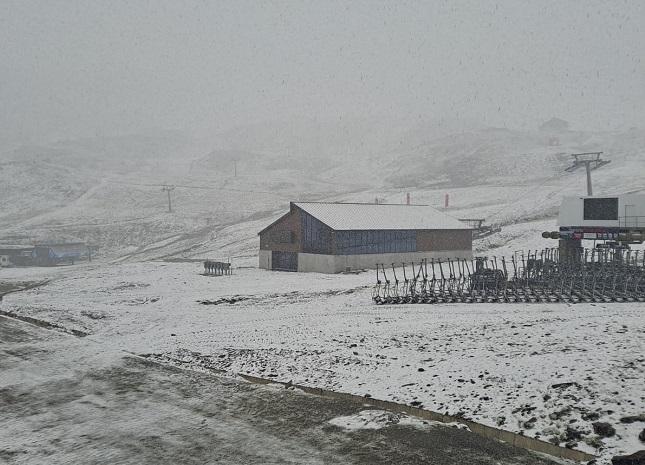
xmin=593 ymin=422 xmax=616 ymax=438
xmin=549 ymin=406 xmax=572 ymax=420
xmin=621 ymin=414 xmax=645 ymax=424
xmin=522 ymin=417 xmax=537 ymax=429
xmin=639 ymin=429 xmax=645 ymax=443
xmin=565 ymin=426 xmax=585 ymax=442
xmin=582 ymin=411 xmax=601 ymax=421
xmin=513 ymin=405 xmax=537 ymax=415
xmin=548 ymin=435 xmax=561 ymax=445
xmin=551 ymin=381 xmax=580 ymax=390
xmin=611 ymin=450 xmax=645 ymax=465
xmin=584 ymin=436 xmax=604 ymax=449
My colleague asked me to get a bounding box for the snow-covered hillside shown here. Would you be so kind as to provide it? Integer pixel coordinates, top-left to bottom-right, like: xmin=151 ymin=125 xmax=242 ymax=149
xmin=2 ymin=121 xmax=644 ymax=464
xmin=1 ymin=122 xmax=644 ymax=261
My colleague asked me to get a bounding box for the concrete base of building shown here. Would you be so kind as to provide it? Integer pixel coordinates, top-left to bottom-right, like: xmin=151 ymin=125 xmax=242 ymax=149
xmin=260 ymin=249 xmax=472 ymax=274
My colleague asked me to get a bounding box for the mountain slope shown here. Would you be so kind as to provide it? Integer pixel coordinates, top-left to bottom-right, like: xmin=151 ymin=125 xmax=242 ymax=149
xmin=1 ymin=123 xmax=643 ymax=261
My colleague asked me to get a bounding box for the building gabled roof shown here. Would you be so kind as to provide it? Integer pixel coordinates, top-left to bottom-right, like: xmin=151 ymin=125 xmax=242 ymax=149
xmin=293 ymin=202 xmax=470 ymax=231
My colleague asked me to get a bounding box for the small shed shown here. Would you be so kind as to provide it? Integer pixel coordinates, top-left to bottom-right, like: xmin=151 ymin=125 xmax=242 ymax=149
xmin=33 ymin=243 xmax=88 ymax=266
xmin=0 ymin=245 xmax=35 ymax=267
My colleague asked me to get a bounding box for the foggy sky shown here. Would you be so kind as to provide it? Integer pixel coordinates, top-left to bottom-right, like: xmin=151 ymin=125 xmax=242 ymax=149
xmin=1 ymin=0 xmax=644 ymax=146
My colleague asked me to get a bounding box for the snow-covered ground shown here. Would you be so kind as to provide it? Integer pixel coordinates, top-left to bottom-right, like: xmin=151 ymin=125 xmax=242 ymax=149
xmin=2 ymin=312 xmax=564 ymax=465
xmin=2 ymin=123 xmax=645 ymax=464
xmin=3 ymin=252 xmax=643 ymax=463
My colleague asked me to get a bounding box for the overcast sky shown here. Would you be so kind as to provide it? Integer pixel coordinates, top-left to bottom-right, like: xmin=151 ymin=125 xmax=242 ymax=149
xmin=1 ymin=0 xmax=644 ymax=145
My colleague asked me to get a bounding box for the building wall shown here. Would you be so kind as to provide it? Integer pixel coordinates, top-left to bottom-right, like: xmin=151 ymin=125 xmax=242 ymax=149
xmin=297 ymin=250 xmax=472 ymax=274
xmin=297 ymin=252 xmax=340 ymax=273
xmin=259 ymin=250 xmax=272 ymax=270
xmin=301 ymin=210 xmax=333 ymax=254
xmin=416 ymin=229 xmax=472 ymax=252
xmin=259 ymin=208 xmax=302 ymax=253
xmin=558 ymin=194 xmax=645 ymax=229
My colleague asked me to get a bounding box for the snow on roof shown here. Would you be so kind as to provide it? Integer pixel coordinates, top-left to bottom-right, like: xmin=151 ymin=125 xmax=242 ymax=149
xmin=293 ymin=202 xmax=470 ymax=231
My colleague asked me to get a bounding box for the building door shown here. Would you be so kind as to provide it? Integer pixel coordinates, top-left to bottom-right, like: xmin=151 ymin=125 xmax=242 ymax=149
xmin=272 ymin=251 xmax=297 ymax=271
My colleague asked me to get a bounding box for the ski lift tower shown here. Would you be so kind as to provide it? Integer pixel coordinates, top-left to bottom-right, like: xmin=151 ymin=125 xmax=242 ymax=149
xmin=565 ymin=152 xmax=610 ymax=196
xmin=161 ymin=185 xmax=176 ymax=213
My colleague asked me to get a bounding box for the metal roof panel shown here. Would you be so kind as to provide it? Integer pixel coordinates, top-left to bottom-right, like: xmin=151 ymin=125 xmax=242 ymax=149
xmin=293 ymin=202 xmax=470 ymax=231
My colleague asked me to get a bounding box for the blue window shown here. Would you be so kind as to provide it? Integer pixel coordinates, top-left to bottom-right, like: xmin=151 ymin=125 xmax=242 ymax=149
xmin=335 ymin=230 xmax=416 ymax=255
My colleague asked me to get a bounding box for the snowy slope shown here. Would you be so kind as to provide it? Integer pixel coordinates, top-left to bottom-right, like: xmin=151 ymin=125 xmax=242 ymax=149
xmin=2 ymin=121 xmax=644 ymax=464
xmin=1 ymin=122 xmax=644 ymax=261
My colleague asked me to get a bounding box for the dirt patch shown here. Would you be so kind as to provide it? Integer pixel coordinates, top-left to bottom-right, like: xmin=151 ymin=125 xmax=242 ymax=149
xmin=197 ymin=286 xmax=370 ymax=307
xmin=0 ymin=310 xmax=89 ymax=337
xmin=198 ymin=296 xmax=250 ymax=305
xmin=0 ymin=280 xmax=48 ymax=296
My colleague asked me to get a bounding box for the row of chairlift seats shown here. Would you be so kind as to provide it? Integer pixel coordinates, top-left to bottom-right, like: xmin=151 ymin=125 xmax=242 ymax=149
xmin=372 ymin=252 xmax=645 ymax=305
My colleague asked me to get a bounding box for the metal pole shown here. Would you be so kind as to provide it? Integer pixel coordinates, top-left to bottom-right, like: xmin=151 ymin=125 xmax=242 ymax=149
xmin=585 ymin=161 xmax=593 ymax=196
xmin=162 ymin=185 xmax=175 ymax=213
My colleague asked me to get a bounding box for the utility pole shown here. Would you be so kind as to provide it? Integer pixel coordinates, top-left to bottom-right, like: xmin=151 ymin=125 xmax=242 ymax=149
xmin=234 ymin=159 xmax=237 ymax=177
xmin=565 ymin=152 xmax=610 ymax=196
xmin=162 ymin=185 xmax=175 ymax=213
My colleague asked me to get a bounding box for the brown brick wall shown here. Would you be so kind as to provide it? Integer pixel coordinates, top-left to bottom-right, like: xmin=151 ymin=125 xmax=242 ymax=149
xmin=259 ymin=208 xmax=302 ymax=253
xmin=416 ymin=230 xmax=472 ymax=251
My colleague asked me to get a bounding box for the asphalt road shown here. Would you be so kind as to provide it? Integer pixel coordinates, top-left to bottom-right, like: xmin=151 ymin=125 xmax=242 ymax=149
xmin=0 ymin=315 xmax=563 ymax=465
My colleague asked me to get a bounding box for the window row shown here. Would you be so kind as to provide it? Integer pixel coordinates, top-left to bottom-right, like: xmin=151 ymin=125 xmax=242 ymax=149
xmin=335 ymin=230 xmax=416 ymax=255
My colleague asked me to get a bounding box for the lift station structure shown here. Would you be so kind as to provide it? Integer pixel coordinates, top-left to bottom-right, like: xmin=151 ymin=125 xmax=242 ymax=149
xmin=540 ymin=151 xmax=645 ymax=254
xmin=550 ymin=193 xmax=645 ymax=253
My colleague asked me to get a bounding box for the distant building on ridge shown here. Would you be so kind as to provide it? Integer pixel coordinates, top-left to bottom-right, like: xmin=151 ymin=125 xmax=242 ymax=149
xmin=539 ymin=117 xmax=570 ymax=133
